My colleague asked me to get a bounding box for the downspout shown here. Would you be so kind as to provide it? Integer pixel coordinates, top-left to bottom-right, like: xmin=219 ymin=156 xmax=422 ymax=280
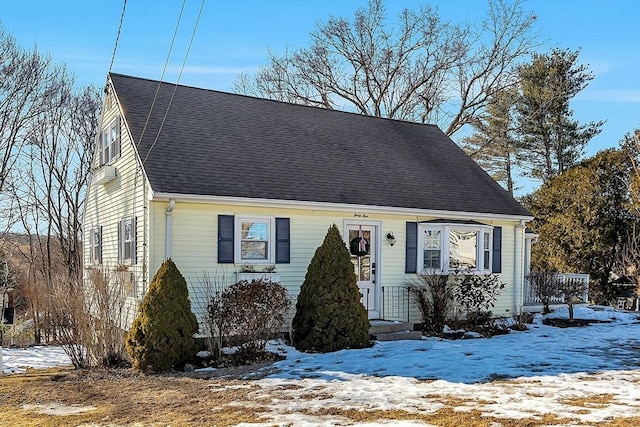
xmin=514 ymin=220 xmax=526 ymax=317
xmin=165 ymin=199 xmax=176 ymax=259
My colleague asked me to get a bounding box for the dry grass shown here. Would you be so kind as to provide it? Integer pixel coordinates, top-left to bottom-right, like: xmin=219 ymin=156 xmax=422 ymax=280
xmin=1 ymin=367 xmax=639 ymax=426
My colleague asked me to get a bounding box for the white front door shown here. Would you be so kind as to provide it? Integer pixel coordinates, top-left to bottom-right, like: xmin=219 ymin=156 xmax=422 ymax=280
xmin=345 ymin=224 xmax=378 ymax=316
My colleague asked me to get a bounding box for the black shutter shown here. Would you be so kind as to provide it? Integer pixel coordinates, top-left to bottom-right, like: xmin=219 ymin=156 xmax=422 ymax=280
xmin=275 ymin=217 xmax=290 ymax=264
xmin=218 ymin=215 xmax=234 ymax=264
xmin=114 ymin=116 xmax=121 ymax=159
xmin=98 ymin=226 xmax=103 ymax=264
xmin=492 ymin=226 xmax=502 ymax=273
xmin=405 ymin=222 xmax=417 ymax=273
xmin=98 ymin=131 xmax=104 ymax=165
xmin=131 ymin=216 xmax=137 ymax=265
xmin=117 ymin=220 xmax=123 ymax=264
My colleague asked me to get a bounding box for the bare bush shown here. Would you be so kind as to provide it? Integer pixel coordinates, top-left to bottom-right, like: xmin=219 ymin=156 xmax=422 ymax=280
xmin=408 ymin=274 xmax=455 ymax=335
xmin=528 ymin=270 xmax=560 ymax=314
xmin=206 ymin=279 xmax=290 ymax=363
xmin=557 ymin=276 xmax=589 ymax=321
xmin=49 ymin=268 xmax=133 ymax=369
xmin=195 ymin=270 xmax=232 ymax=359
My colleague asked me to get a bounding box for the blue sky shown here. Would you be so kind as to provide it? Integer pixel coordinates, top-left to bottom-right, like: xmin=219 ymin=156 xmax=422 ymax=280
xmin=2 ymin=0 xmax=639 ymax=191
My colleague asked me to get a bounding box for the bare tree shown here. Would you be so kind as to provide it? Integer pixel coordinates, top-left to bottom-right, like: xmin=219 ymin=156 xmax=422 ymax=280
xmin=235 ymin=0 xmax=539 ymax=137
xmin=0 ymin=25 xmax=61 ymax=193
xmin=527 ymin=270 xmax=559 ymax=314
xmin=617 ymin=223 xmax=640 ymax=311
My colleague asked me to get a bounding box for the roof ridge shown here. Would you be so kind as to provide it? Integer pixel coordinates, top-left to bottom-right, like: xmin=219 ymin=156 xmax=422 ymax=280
xmin=108 ymin=72 xmax=441 ymax=129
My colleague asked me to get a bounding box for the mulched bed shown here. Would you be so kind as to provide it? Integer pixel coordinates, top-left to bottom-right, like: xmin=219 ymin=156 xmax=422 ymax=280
xmin=542 ymin=318 xmax=611 ymax=328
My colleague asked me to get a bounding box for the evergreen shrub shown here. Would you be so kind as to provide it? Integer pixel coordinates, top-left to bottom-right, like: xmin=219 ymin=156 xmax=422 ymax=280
xmin=125 ymin=258 xmax=198 ymax=372
xmin=292 ymin=224 xmax=370 ymax=352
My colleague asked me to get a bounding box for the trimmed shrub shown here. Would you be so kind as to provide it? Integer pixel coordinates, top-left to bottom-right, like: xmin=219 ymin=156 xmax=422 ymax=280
xmin=292 ymin=224 xmax=370 ymax=352
xmin=206 ymin=278 xmax=290 ymax=363
xmin=126 ymin=259 xmax=198 ymax=372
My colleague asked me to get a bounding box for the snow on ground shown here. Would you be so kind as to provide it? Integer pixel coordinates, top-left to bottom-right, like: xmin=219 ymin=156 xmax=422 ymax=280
xmin=1 ymin=345 xmax=71 ymax=374
xmin=2 ymin=305 xmax=640 ymax=425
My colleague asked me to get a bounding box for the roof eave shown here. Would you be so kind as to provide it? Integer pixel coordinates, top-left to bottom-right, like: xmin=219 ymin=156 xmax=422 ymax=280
xmin=151 ymin=191 xmax=534 ymax=222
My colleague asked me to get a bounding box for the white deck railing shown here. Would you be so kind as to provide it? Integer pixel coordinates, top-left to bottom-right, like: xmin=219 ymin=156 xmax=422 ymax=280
xmin=523 ymin=273 xmax=590 ymax=306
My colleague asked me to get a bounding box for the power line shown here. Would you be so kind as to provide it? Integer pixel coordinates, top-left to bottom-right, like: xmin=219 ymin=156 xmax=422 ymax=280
xmin=135 ymin=0 xmax=187 ymax=150
xmin=142 ymin=0 xmax=206 ymax=165
xmin=108 ymin=0 xmax=127 ymax=73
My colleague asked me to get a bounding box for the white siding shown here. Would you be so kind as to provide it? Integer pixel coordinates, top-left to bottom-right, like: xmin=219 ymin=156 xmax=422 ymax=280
xmin=83 ymin=85 xmax=150 ymax=324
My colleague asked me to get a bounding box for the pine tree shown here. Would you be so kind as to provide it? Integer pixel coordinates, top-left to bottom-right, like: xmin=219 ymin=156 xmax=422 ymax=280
xmin=292 ymin=224 xmax=370 ymax=352
xmin=463 ymin=88 xmax=521 ymax=195
xmin=126 ymin=259 xmax=199 ymax=372
xmin=516 ymin=48 xmax=603 ymax=181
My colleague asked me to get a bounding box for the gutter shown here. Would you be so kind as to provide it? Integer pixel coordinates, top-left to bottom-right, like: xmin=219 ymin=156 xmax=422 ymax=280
xmin=165 ymin=198 xmax=176 ymax=259
xmin=514 ymin=219 xmax=526 ymax=316
xmin=151 ymin=192 xmax=534 ymax=223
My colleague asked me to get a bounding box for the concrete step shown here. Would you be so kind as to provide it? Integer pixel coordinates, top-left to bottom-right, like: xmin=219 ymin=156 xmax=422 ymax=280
xmin=369 ymin=320 xmax=413 ymax=335
xmin=373 ymin=330 xmax=424 ymax=341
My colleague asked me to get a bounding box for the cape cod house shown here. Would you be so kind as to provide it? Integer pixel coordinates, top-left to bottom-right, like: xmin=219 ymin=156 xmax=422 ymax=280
xmin=84 ymin=73 xmax=538 ymax=327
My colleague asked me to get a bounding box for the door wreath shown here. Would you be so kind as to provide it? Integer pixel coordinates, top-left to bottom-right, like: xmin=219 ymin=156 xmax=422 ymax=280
xmin=349 ymin=236 xmax=370 ymax=256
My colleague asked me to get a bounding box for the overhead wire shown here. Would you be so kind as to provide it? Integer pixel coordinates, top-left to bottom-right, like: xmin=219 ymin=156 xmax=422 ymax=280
xmin=108 ymin=0 xmax=127 ymax=74
xmin=142 ymin=0 xmax=206 ymax=165
xmin=136 ymin=0 xmax=187 ymax=150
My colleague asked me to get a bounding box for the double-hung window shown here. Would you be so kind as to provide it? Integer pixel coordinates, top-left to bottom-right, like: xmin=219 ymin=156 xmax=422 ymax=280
xmin=235 ymin=216 xmax=275 ymax=264
xmin=100 ymin=118 xmax=120 ymax=165
xmin=418 ymin=222 xmax=493 ymax=274
xmin=118 ymin=217 xmax=136 ymax=265
xmin=90 ymin=226 xmax=102 ymax=265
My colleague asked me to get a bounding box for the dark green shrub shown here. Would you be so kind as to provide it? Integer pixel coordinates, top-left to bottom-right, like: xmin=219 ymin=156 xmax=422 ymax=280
xmin=125 ymin=259 xmax=198 ymax=372
xmin=206 ymin=278 xmax=290 ymax=362
xmin=292 ymin=224 xmax=370 ymax=352
xmin=453 ymin=272 xmax=505 ymax=321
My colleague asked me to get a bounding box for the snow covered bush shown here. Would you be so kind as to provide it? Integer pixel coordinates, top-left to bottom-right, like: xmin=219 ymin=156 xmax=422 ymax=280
xmin=292 ymin=224 xmax=370 ymax=352
xmin=126 ymin=259 xmax=198 ymax=372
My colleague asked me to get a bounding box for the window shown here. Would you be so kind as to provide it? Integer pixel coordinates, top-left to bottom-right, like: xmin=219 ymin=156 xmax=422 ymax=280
xmin=235 ymin=217 xmax=275 ymax=263
xmin=423 ymin=229 xmax=441 ymax=270
xmin=118 ymin=217 xmax=136 ymax=264
xmin=90 ymin=226 xmax=102 ymax=265
xmin=483 ymin=231 xmax=491 ymax=270
xmin=418 ymin=223 xmax=493 ymax=274
xmin=100 ymin=118 xmax=120 ymax=165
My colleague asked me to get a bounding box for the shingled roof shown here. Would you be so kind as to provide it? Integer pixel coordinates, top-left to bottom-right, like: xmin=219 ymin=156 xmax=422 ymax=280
xmin=109 ymin=73 xmax=530 ymax=217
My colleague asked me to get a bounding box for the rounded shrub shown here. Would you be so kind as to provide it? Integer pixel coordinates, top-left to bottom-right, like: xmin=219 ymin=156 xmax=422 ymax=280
xmin=125 ymin=258 xmax=198 ymax=372
xmin=292 ymin=224 xmax=370 ymax=352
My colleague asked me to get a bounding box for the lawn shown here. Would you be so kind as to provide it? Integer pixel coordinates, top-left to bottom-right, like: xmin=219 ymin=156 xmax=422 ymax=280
xmin=1 ymin=306 xmax=640 ymax=426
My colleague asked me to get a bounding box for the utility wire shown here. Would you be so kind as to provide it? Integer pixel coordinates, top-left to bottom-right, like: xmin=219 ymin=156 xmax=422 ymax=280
xmin=108 ymin=0 xmax=127 ymax=73
xmin=136 ymin=0 xmax=187 ymax=149
xmin=142 ymin=0 xmax=206 ymax=165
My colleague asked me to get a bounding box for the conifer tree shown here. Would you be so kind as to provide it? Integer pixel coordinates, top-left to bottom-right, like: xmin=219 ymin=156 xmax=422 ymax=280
xmin=126 ymin=258 xmax=198 ymax=372
xmin=292 ymin=224 xmax=370 ymax=352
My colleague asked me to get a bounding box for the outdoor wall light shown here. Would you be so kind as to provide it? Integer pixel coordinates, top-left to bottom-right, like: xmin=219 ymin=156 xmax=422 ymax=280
xmin=386 ymin=232 xmax=396 ymax=246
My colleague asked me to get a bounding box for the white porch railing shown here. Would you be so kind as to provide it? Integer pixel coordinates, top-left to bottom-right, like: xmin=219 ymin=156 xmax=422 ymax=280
xmin=523 ymin=273 xmax=590 ymax=306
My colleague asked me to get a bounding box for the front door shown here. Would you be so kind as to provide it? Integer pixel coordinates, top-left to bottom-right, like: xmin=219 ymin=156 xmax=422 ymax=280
xmin=345 ymin=224 xmax=377 ymax=315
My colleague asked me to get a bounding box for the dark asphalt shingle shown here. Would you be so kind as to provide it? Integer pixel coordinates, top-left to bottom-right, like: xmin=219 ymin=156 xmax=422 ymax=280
xmin=110 ymin=73 xmax=530 ymax=217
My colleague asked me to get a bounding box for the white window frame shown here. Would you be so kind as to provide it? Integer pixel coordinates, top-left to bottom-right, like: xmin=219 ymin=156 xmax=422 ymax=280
xmin=101 ymin=119 xmax=119 ymax=165
xmin=90 ymin=226 xmax=102 ymax=265
xmin=418 ymin=223 xmax=493 ymax=274
xmin=118 ymin=217 xmax=136 ymax=265
xmin=234 ymin=216 xmax=275 ymax=264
